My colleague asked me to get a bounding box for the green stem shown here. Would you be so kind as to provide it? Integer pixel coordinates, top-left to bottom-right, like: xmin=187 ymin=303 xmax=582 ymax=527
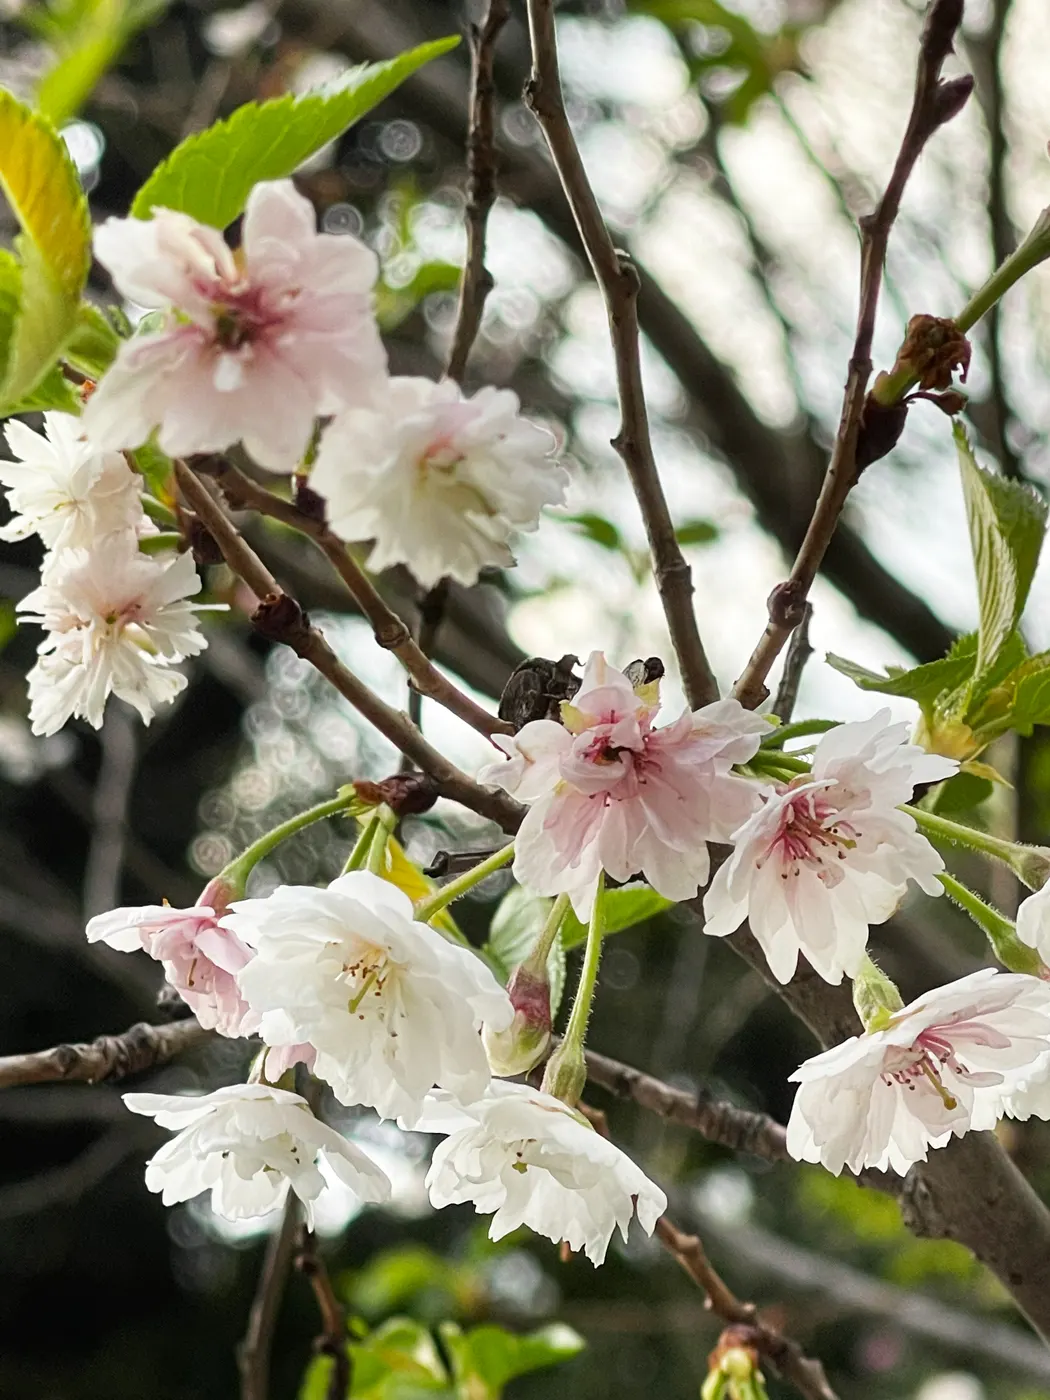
xmin=341 ymin=813 xmax=379 ymax=875
xmin=562 ymin=873 xmax=605 ymax=1054
xmin=903 ymin=804 xmax=1045 ymax=885
xmin=366 ymin=806 xmax=398 ymax=876
xmin=138 ymin=531 xmax=183 ymax=555
xmin=761 ymin=718 xmax=838 ymax=749
xmin=938 ymin=873 xmax=1046 ymax=976
xmin=524 ymin=893 xmax=571 ymax=975
xmin=220 ymin=792 xmax=359 ymax=891
xmin=414 ymin=842 xmax=515 ymax=923
xmin=141 ymin=495 xmax=178 ymax=528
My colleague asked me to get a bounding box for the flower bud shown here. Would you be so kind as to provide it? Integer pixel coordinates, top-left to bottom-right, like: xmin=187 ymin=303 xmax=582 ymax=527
xmin=852 ymin=955 xmax=904 ymax=1032
xmin=483 ymin=962 xmax=552 ymax=1077
xmin=540 ymin=1035 xmax=586 ymax=1107
xmin=702 ymin=1332 xmax=769 ymax=1400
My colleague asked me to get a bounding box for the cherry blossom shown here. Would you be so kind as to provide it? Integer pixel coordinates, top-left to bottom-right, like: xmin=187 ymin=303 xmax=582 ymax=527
xmin=0 ymin=413 xmax=143 ymax=550
xmin=786 ymin=968 xmax=1050 ymax=1174
xmin=124 ymin=1084 xmax=391 ymax=1225
xmin=228 ymin=871 xmax=514 ymax=1122
xmin=310 ymin=376 xmax=567 ymax=587
xmin=412 ymin=1082 xmax=667 ymax=1266
xmin=83 ymin=180 xmax=386 ymax=472
xmin=87 ymin=889 xmax=255 ymax=1035
xmin=479 ymin=651 xmax=768 ymax=918
xmin=703 ymin=712 xmax=956 ymax=984
xmin=18 ymin=536 xmax=212 ymax=734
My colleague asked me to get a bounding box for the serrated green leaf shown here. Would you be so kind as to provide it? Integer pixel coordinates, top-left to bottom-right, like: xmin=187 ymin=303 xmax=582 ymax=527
xmin=955 ymin=422 xmax=1048 ymax=679
xmin=0 ymin=90 xmax=91 ymax=410
xmin=564 ymin=512 xmax=622 ymax=552
xmin=65 ymin=301 xmax=122 ymax=378
xmin=826 ymin=637 xmax=977 ymax=708
xmin=132 ymin=37 xmax=459 ymax=228
xmin=561 ymin=883 xmax=674 ymax=949
xmin=440 ymin=1322 xmax=584 ymax=1399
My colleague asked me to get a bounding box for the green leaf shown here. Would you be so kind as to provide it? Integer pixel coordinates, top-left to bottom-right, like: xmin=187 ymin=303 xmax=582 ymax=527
xmin=561 ymin=882 xmax=674 ymax=949
xmin=35 ymin=0 xmax=169 ymax=126
xmin=64 ymin=301 xmax=122 ymax=378
xmin=564 ymin=512 xmax=622 ymax=552
xmin=439 ymin=1322 xmax=584 ymax=1400
xmin=132 ymin=38 xmax=459 ymax=228
xmin=127 ymin=436 xmax=174 ymax=498
xmin=0 ymin=90 xmax=91 ymax=411
xmin=826 ymin=636 xmax=978 ymax=708
xmin=930 ymin=770 xmax=994 ymax=815
xmin=0 ymin=248 xmax=24 ymax=393
xmin=5 ymin=361 xmax=81 ymax=414
xmin=1008 ymin=654 xmax=1050 ymax=734
xmin=955 ymin=422 xmax=1047 ymax=679
xmin=484 ymin=885 xmax=565 ymax=1013
xmin=674 ymin=518 xmax=719 ymax=547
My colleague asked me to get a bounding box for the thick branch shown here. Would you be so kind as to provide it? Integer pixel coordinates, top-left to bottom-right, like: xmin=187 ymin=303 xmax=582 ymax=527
xmin=732 ymin=0 xmax=973 ymax=707
xmin=0 ymin=1018 xmax=208 ymax=1089
xmin=446 ymin=0 xmax=510 ymax=381
xmin=175 ymin=461 xmax=524 ymax=830
xmin=197 ymin=456 xmax=510 ymax=738
xmin=521 ymin=0 xmax=718 ymax=710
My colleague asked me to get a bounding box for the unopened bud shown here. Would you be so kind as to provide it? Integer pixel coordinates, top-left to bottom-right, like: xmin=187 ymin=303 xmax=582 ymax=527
xmin=852 ymin=955 xmax=904 ymax=1032
xmin=1013 ymin=845 xmax=1050 ymax=893
xmin=702 ymin=1331 xmax=769 ymax=1400
xmin=351 ymin=773 xmax=438 ymax=817
xmin=484 ymin=963 xmax=552 ymax=1077
xmin=540 ymin=1036 xmax=586 ymax=1107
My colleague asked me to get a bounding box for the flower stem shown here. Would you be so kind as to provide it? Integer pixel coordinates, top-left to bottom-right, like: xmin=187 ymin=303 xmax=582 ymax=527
xmin=138 ymin=532 xmax=183 ymax=555
xmin=938 ymin=873 xmax=1047 ymax=976
xmin=341 ymin=813 xmax=379 ymax=875
xmin=366 ymin=805 xmax=398 ymax=876
xmin=414 ymin=842 xmax=515 ymax=923
xmin=761 ymin=718 xmax=837 ymax=750
xmin=903 ymin=805 xmax=1050 ymax=889
xmin=220 ymin=791 xmax=360 ymax=893
xmin=542 ymin=874 xmax=605 ymax=1106
xmin=524 ymin=893 xmax=571 ymax=976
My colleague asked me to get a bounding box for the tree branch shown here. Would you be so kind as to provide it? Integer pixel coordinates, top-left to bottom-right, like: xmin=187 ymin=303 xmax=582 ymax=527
xmin=175 ymin=461 xmax=524 ymax=830
xmin=195 ymin=455 xmax=510 ymax=739
xmin=296 ymin=1229 xmax=351 ymax=1400
xmin=0 ymin=1018 xmax=209 ymax=1089
xmin=773 ymin=604 xmax=814 ymax=723
xmin=239 ymin=1196 xmax=301 ymax=1400
xmin=732 ymin=0 xmax=973 ymax=708
xmin=446 ymin=0 xmax=510 ymax=382
xmin=521 ymin=0 xmax=718 ymax=710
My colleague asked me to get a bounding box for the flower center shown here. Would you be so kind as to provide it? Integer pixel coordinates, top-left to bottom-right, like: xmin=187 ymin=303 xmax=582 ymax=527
xmin=338 ymin=947 xmax=389 ymax=1018
xmin=881 ymin=1031 xmax=961 ymax=1109
xmin=762 ymin=784 xmax=857 ymax=882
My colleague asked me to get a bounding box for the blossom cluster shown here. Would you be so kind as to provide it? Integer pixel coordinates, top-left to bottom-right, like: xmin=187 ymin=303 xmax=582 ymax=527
xmin=2 ymin=413 xmax=211 ymax=734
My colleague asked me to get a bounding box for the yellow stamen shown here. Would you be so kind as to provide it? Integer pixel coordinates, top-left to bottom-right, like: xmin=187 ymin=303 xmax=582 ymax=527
xmin=347 ymin=967 xmax=380 ymax=1014
xmin=920 ymin=1058 xmax=957 ymax=1110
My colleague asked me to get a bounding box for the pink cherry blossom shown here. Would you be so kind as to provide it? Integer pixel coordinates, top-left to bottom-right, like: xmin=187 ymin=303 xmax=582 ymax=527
xmin=87 ymin=882 xmax=255 ymax=1035
xmin=479 ymin=652 xmax=768 ymax=918
xmin=703 ymin=711 xmax=956 ymax=984
xmin=787 ymin=969 xmax=1050 ymax=1174
xmin=83 ymin=180 xmax=387 ymax=472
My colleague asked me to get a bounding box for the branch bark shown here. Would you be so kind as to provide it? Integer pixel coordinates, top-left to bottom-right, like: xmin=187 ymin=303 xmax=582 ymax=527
xmin=732 ymin=0 xmax=973 ymax=708
xmin=175 ymin=461 xmax=524 ymax=830
xmin=0 ymin=1018 xmax=209 ymax=1089
xmin=239 ymin=1196 xmax=301 ymax=1400
xmin=521 ymin=0 xmax=718 ymax=711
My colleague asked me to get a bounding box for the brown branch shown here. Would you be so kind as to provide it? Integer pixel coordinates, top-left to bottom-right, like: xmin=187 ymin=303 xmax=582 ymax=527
xmin=772 ymin=603 xmax=814 ymax=723
xmin=656 ymin=1218 xmax=839 ymax=1400
xmin=583 ymin=1048 xmax=789 ymax=1164
xmin=296 ymin=1229 xmax=350 ymax=1400
xmin=175 ymin=461 xmax=524 ymax=830
xmin=196 ymin=455 xmax=510 ymax=739
xmin=0 ymin=1018 xmax=209 ymax=1089
xmin=239 ymin=1195 xmax=301 ymax=1400
xmin=407 ymin=577 xmax=451 ymax=735
xmin=521 ymin=0 xmax=718 ymax=711
xmin=446 ymin=0 xmax=511 ymax=383
xmin=732 ymin=0 xmax=973 ymax=708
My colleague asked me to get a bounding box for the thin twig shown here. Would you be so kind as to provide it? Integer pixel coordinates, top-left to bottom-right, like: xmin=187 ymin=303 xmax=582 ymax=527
xmin=0 ymin=1018 xmax=209 ymax=1090
xmin=522 ymin=0 xmax=718 ymax=711
xmin=732 ymin=0 xmax=973 ymax=708
xmin=407 ymin=577 xmax=451 ymax=734
xmin=655 ymin=1217 xmax=839 ymax=1400
xmin=175 ymin=461 xmax=524 ymax=830
xmin=82 ymin=701 xmax=138 ymax=921
xmin=239 ymin=1196 xmax=301 ymax=1400
xmin=772 ymin=603 xmax=814 ymax=723
xmin=196 ymin=456 xmax=510 ymax=738
xmin=446 ymin=0 xmax=511 ymax=382
xmin=296 ymin=1229 xmax=351 ymax=1400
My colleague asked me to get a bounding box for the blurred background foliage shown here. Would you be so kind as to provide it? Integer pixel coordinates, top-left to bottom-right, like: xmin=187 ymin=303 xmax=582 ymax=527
xmin=3 ymin=0 xmax=1050 ymax=1396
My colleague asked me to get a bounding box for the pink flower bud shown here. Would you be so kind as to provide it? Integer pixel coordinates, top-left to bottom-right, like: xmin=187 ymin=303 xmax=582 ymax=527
xmin=483 ymin=963 xmax=552 ymax=1077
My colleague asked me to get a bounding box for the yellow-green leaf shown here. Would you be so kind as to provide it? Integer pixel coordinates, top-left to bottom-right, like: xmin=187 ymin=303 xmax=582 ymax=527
xmin=36 ymin=0 xmax=170 ymax=125
xmin=131 ymin=37 xmax=459 ymax=229
xmin=0 ymin=90 xmax=91 ymax=410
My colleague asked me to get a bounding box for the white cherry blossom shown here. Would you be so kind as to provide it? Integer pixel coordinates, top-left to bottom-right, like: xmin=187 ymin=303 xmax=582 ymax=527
xmin=18 ymin=536 xmax=212 ymax=734
xmin=479 ymin=651 xmax=768 ymax=918
xmin=84 ymin=180 xmax=386 ymax=472
xmin=0 ymin=413 xmax=143 ymax=549
xmin=311 ymin=376 xmax=567 ymax=587
xmin=786 ymin=968 xmax=1050 ymax=1175
xmin=703 ymin=712 xmax=956 ymax=984
xmin=124 ymin=1084 xmax=391 ymax=1225
xmin=228 ymin=871 xmax=514 ymax=1122
xmin=412 ymin=1082 xmax=666 ymax=1266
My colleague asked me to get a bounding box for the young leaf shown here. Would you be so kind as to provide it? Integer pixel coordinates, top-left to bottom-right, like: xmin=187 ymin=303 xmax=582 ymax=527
xmin=674 ymin=517 xmax=719 ymax=546
xmin=439 ymin=1321 xmax=584 ymax=1399
xmin=131 ymin=37 xmax=459 ymax=229
xmin=564 ymin=512 xmax=622 ymax=551
xmin=0 ymin=91 xmax=91 ymax=410
xmin=4 ymin=361 xmax=81 ymax=414
xmin=955 ymin=423 xmax=1048 ymax=679
xmin=36 ymin=0 xmax=168 ymax=126
xmin=484 ymin=884 xmax=565 ymax=1011
xmin=826 ymin=637 xmax=977 ymax=708
xmin=64 ymin=302 xmax=122 ymax=378
xmin=560 ymin=882 xmax=674 ymax=949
